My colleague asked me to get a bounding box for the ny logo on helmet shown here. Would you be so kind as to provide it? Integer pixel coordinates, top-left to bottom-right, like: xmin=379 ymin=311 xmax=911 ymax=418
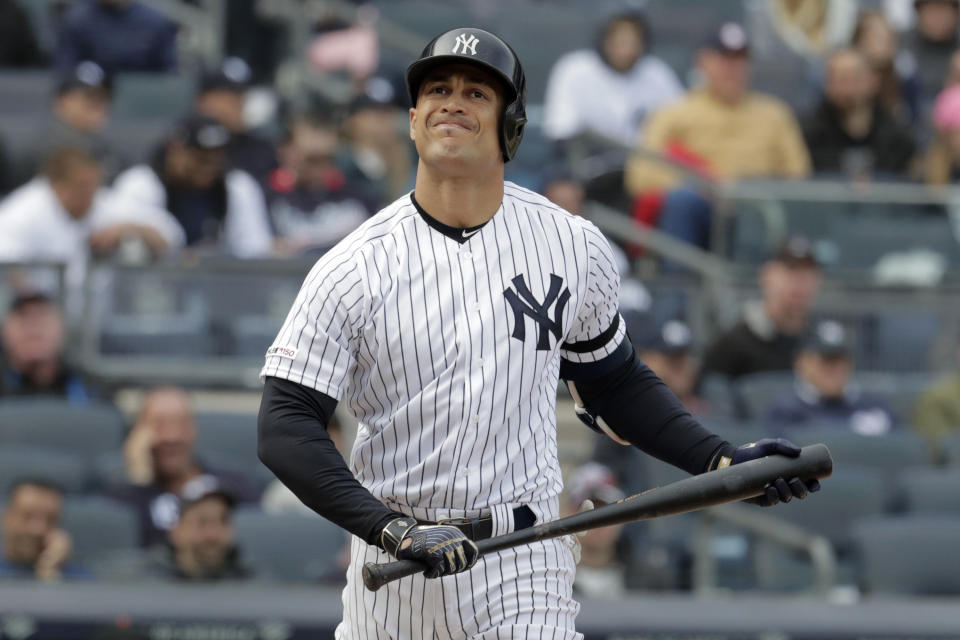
xmin=504 ymin=274 xmax=571 ymax=351
xmin=452 ymin=33 xmax=479 ymax=56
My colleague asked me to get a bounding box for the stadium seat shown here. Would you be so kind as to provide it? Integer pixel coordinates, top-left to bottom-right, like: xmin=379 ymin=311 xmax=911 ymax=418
xmin=110 ymin=73 xmax=195 ymax=120
xmin=0 ymin=446 xmax=89 ymax=495
xmin=193 ymin=412 xmax=274 ymax=488
xmin=233 ymin=508 xmax=348 ymax=582
xmin=0 ymin=70 xmax=53 ymax=116
xmin=781 ymin=427 xmax=930 ymax=472
xmin=898 ymin=467 xmax=960 ymax=515
xmin=0 ymin=398 xmax=127 ymax=461
xmin=852 ymin=516 xmax=960 ymax=595
xmin=735 ymin=371 xmax=795 ymax=422
xmin=61 ymin=497 xmax=139 ymax=566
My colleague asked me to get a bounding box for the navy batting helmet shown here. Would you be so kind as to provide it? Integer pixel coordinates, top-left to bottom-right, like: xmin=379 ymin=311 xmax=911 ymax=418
xmin=406 ymin=28 xmax=527 ymax=162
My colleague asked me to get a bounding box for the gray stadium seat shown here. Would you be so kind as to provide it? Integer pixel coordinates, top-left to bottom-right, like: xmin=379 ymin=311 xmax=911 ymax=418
xmin=0 ymin=70 xmax=52 ymax=116
xmin=898 ymin=467 xmax=960 ymax=515
xmin=781 ymin=427 xmax=930 ymax=471
xmin=110 ymin=73 xmax=195 ymax=120
xmin=760 ymin=467 xmax=888 ymax=551
xmin=0 ymin=398 xmax=127 ymax=461
xmin=0 ymin=446 xmax=89 ymax=495
xmin=194 ymin=412 xmax=274 ymax=488
xmin=852 ymin=516 xmax=960 ymax=595
xmin=735 ymin=371 xmax=795 ymax=422
xmin=233 ymin=508 xmax=348 ymax=582
xmin=61 ymin=497 xmax=139 ymax=565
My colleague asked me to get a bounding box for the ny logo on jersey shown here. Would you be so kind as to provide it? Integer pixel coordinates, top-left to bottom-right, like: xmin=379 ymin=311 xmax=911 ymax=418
xmin=452 ymin=33 xmax=479 ymax=56
xmin=503 ymin=274 xmax=571 ymax=351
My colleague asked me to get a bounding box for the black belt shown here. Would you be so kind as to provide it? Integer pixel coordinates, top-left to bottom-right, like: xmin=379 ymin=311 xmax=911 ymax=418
xmin=418 ymin=505 xmax=536 ymax=541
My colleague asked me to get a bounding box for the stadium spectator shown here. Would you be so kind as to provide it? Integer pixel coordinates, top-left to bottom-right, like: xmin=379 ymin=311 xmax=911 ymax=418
xmin=138 ymin=481 xmax=252 ymax=582
xmin=17 ymin=61 xmax=127 ymax=187
xmin=745 ymin=0 xmax=859 ymax=113
xmin=542 ymin=8 xmax=683 ymax=156
xmin=0 ymin=291 xmax=97 ymax=403
xmin=562 ymin=463 xmax=629 ymax=598
xmin=194 ymin=57 xmax=278 ymax=186
xmin=923 ymin=85 xmax=960 ymax=183
xmin=111 ymin=386 xmax=260 ymax=548
xmin=900 ymin=0 xmax=960 ymax=120
xmin=913 ymin=341 xmax=960 ymax=453
xmin=339 ymin=77 xmax=415 ymax=207
xmin=55 ymin=0 xmax=177 ymax=74
xmin=639 ymin=320 xmax=708 ymax=417
xmin=851 ymin=10 xmax=920 ymax=126
xmin=113 ymin=114 xmax=273 ymax=257
xmin=0 ymin=479 xmax=88 ymax=581
xmin=267 ymin=111 xmax=376 ymax=258
xmin=802 ymin=48 xmax=916 ymax=179
xmin=0 ymin=0 xmax=45 ymax=68
xmin=702 ymin=237 xmax=822 ymax=380
xmin=625 ymin=22 xmax=810 ymax=251
xmin=765 ymin=320 xmax=899 ymax=435
xmin=0 ymin=148 xmax=185 ymax=300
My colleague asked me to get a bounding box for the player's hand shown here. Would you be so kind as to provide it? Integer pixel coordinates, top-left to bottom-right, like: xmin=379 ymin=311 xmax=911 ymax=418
xmin=380 ymin=517 xmax=479 ymax=579
xmin=35 ymin=529 xmax=72 ymax=581
xmin=728 ymin=438 xmax=821 ymax=507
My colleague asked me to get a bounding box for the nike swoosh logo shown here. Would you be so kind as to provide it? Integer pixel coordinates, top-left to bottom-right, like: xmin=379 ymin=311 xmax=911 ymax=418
xmin=461 ymin=228 xmax=481 ymax=239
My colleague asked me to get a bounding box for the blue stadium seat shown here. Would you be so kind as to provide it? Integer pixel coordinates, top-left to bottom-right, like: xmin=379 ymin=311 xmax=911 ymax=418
xmin=110 ymin=73 xmax=195 ymax=120
xmin=0 ymin=398 xmax=127 ymax=461
xmin=734 ymin=371 xmax=795 ymax=422
xmin=781 ymin=427 xmax=930 ymax=471
xmin=61 ymin=497 xmax=139 ymax=566
xmin=233 ymin=508 xmax=348 ymax=582
xmin=852 ymin=516 xmax=960 ymax=595
xmin=0 ymin=446 xmax=89 ymax=495
xmin=0 ymin=70 xmax=52 ymax=116
xmin=898 ymin=467 xmax=960 ymax=515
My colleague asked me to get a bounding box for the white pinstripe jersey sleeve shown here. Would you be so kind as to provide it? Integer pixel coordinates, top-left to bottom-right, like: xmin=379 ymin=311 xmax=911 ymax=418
xmin=260 ymin=251 xmax=366 ymax=400
xmin=559 ymin=221 xmax=627 ymax=366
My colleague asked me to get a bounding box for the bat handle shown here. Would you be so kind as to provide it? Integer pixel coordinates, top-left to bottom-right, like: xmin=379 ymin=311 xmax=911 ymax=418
xmin=362 ymin=558 xmax=426 ymax=591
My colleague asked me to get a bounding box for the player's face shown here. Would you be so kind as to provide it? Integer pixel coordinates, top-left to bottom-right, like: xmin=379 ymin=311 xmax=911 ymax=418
xmin=409 ymin=65 xmax=504 ymax=173
xmin=170 ymin=498 xmax=234 ymax=572
xmin=1 ymin=301 xmax=65 ymax=368
xmin=2 ymin=485 xmax=62 ymax=565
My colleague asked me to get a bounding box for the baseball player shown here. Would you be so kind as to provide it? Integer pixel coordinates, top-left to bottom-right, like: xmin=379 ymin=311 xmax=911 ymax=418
xmin=258 ymin=27 xmax=819 ymax=639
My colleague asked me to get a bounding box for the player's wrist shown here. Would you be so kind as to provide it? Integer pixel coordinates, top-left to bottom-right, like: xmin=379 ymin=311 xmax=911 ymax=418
xmin=379 ymin=517 xmax=419 ymax=556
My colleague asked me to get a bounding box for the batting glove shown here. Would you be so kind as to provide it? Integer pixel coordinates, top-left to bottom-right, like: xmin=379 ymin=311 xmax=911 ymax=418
xmin=718 ymin=438 xmax=821 ymax=507
xmin=380 ymin=517 xmax=479 ymax=579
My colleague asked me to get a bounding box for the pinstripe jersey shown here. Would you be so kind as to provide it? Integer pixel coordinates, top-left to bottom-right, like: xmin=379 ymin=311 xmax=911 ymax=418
xmin=261 ymin=180 xmax=626 ymax=515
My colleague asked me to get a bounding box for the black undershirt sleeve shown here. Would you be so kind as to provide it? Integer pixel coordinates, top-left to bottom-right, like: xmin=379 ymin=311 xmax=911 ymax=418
xmin=565 ymin=347 xmax=736 ymax=476
xmin=257 ymin=376 xmax=401 ymax=546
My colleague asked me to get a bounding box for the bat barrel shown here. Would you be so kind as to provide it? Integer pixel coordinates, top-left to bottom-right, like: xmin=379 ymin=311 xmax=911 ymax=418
xmin=362 ymin=443 xmax=833 ymax=591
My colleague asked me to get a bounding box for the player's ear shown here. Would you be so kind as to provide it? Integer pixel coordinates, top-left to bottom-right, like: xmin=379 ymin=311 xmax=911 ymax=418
xmin=409 ymin=107 xmax=417 ymax=142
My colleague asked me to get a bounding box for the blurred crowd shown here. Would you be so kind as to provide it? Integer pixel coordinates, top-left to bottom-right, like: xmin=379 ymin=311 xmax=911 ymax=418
xmin=1 ymin=0 xmax=960 ymax=596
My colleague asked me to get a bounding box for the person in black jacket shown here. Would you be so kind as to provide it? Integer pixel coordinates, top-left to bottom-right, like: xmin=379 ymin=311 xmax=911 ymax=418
xmin=802 ymin=48 xmax=916 ymax=180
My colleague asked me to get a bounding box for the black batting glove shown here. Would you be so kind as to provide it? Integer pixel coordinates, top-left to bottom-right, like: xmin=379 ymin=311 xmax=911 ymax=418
xmin=380 ymin=517 xmax=479 ymax=579
xmin=721 ymin=438 xmax=821 ymax=507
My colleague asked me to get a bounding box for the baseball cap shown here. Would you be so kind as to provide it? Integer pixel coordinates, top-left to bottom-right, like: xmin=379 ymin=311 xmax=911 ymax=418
xmin=642 ymin=319 xmax=694 ymax=355
xmin=349 ymin=75 xmax=404 ymax=113
xmin=703 ymin=22 xmax=750 ymax=55
xmin=801 ymin=320 xmax=852 ymax=358
xmin=56 ymin=60 xmax=111 ymax=95
xmin=771 ymin=236 xmax=820 ymax=268
xmin=566 ymin=462 xmax=626 ymax=507
xmin=179 ymin=475 xmax=236 ymax=516
xmin=173 ymin=114 xmax=231 ymax=151
xmin=198 ymin=57 xmax=253 ymax=94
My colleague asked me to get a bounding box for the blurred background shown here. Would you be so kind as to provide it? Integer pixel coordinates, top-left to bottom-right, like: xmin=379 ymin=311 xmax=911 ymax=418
xmin=1 ymin=0 xmax=960 ymax=637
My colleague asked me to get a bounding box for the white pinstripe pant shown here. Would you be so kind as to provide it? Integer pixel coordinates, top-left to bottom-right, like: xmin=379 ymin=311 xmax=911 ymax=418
xmin=335 ymin=535 xmax=582 ymax=639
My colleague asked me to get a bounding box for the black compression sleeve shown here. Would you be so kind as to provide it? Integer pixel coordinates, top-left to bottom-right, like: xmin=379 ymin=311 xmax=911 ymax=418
xmin=569 ymin=350 xmax=736 ymax=475
xmin=257 ymin=376 xmax=401 ymax=546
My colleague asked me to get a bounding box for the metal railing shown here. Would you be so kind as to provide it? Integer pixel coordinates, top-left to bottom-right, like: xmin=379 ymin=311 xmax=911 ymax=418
xmin=692 ymin=503 xmax=837 ymax=597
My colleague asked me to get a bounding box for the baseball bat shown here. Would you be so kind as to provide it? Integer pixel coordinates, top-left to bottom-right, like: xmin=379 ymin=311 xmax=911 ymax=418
xmin=362 ymin=443 xmax=833 ymax=591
